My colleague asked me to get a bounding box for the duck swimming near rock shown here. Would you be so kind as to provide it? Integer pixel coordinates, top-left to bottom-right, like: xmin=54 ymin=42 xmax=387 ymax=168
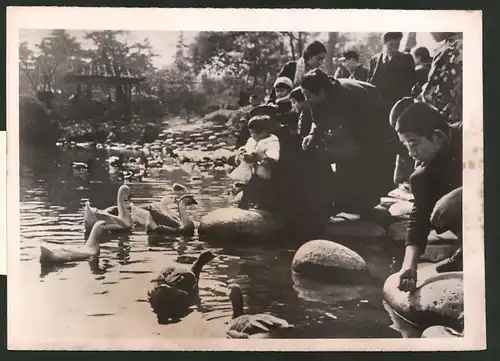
xmin=145 ymin=194 xmax=198 ymax=236
xmin=226 ymin=283 xmax=294 ymax=339
xmin=127 ymin=184 xmax=190 ymax=227
xmin=148 ymin=250 xmax=215 ymax=323
xmin=84 ymin=184 xmax=134 ymax=232
xmin=40 ymin=221 xmax=108 ymax=265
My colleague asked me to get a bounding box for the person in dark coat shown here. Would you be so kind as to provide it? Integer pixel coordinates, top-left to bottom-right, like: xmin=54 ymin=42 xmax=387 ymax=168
xmin=411 ymin=46 xmax=432 ymax=93
xmin=367 ymin=32 xmax=416 ymax=110
xmin=269 ymin=41 xmax=327 ymax=103
xmin=301 ymin=68 xmax=401 ymax=216
xmin=334 ymin=50 xmax=369 ymax=81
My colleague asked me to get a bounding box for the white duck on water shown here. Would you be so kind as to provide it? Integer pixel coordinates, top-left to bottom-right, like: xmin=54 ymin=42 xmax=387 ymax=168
xmin=144 ymin=194 xmax=198 ymax=236
xmin=127 ymin=183 xmax=190 ymax=227
xmin=84 ymin=184 xmax=134 ymax=232
xmin=40 ymin=220 xmax=109 ymax=265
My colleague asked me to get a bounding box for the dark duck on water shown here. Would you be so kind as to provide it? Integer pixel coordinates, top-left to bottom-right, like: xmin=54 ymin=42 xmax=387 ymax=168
xmin=147 ymin=250 xmax=215 ymax=324
xmin=226 ymin=283 xmax=294 ymax=339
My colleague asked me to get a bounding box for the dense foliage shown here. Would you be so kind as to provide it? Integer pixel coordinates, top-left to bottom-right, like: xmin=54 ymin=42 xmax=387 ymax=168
xmin=19 ymin=30 xmax=384 ymax=128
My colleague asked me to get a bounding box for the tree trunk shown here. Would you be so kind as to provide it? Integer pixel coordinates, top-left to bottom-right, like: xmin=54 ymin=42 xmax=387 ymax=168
xmin=401 ymin=32 xmax=417 ymax=53
xmin=297 ymin=32 xmax=304 ymax=58
xmin=288 ymin=32 xmax=296 ymax=60
xmin=326 ymin=32 xmax=338 ymax=75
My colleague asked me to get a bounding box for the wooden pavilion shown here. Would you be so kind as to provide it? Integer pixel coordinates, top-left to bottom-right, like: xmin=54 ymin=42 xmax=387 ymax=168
xmin=64 ymin=54 xmax=146 ymax=117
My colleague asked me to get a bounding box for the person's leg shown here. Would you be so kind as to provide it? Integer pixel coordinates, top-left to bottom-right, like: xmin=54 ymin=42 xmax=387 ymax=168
xmin=430 ymin=187 xmax=463 ymax=273
xmin=431 ymin=187 xmax=463 ymax=236
xmin=237 ymin=177 xmax=258 ymax=209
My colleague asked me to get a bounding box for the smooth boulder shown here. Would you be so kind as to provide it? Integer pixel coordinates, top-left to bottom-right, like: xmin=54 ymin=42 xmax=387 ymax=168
xmin=327 ymin=215 xmax=387 ymax=239
xmin=389 ymin=201 xmax=414 ymax=219
xmin=383 ymin=264 xmax=463 ymax=330
xmin=421 ymin=325 xmax=462 ymax=338
xmin=291 ymin=240 xmax=370 ymax=284
xmin=198 ymin=207 xmax=281 ymax=238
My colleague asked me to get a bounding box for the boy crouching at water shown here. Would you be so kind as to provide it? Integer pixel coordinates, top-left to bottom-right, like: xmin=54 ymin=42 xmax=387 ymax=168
xmin=391 ymin=100 xmax=463 ymax=292
xmin=230 ymin=115 xmax=280 ymax=210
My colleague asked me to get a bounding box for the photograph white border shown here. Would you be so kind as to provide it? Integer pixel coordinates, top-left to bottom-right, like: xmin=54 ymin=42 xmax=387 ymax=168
xmin=6 ymin=6 xmax=485 ymax=351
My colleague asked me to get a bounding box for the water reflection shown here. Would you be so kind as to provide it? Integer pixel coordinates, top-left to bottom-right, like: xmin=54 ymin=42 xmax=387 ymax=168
xmin=18 ymin=144 xmax=403 ymax=340
xmin=291 ymin=272 xmax=366 ymax=304
xmin=383 ymin=300 xmax=422 ymax=338
xmin=40 ymin=261 xmax=79 ymax=279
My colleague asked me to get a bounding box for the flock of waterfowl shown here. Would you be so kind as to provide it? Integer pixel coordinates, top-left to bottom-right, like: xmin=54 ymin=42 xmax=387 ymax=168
xmin=66 ymin=123 xmax=239 ymax=181
xmin=38 ymin=181 xmax=293 ymax=338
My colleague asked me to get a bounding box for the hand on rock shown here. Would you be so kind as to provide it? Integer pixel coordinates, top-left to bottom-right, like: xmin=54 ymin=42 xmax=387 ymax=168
xmin=398 ymin=267 xmax=417 ymax=292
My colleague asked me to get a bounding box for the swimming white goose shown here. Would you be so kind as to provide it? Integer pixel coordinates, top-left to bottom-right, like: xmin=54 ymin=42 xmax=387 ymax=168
xmin=40 ymin=220 xmax=108 ymax=265
xmin=145 ymin=195 xmax=198 ymax=236
xmin=84 ymin=184 xmax=134 ymax=232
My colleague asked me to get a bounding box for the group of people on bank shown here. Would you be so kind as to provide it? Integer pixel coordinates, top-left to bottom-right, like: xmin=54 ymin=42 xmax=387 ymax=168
xmin=230 ymin=32 xmax=464 ymax=292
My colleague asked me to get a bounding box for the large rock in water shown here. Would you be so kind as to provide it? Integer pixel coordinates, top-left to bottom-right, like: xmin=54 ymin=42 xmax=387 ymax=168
xmin=383 ymin=264 xmax=463 ymax=330
xmin=389 ymin=201 xmax=414 ymax=219
xmin=327 ymin=213 xmax=387 ymax=239
xmin=198 ymin=208 xmax=282 ymax=239
xmin=421 ymin=325 xmax=462 ymax=338
xmin=291 ymin=240 xmax=370 ymax=284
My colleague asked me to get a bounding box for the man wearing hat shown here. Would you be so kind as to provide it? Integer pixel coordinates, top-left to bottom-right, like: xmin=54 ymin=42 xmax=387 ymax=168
xmin=334 ymin=50 xmax=369 ymax=81
xmin=368 ymin=32 xmax=416 ymax=109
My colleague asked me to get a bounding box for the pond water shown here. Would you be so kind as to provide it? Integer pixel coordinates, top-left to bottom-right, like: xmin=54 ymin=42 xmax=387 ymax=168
xmin=16 ymin=144 xmax=418 ymax=342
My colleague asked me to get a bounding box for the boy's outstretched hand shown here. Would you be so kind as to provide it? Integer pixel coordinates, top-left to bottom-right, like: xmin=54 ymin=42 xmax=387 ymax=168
xmin=398 ymin=267 xmax=417 ymax=292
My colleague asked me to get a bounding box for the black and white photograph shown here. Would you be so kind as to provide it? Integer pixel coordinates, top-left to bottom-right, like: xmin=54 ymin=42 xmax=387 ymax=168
xmin=6 ymin=7 xmax=484 ymax=351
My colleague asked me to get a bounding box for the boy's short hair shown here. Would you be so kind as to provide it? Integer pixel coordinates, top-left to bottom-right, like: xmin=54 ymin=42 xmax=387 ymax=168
xmin=382 ymin=32 xmax=403 ymax=43
xmin=411 ymin=46 xmax=432 ymax=63
xmin=289 ymin=87 xmax=306 ymax=103
xmin=395 ymin=102 xmax=450 ymax=140
xmin=248 ymin=115 xmax=272 ymax=133
xmin=303 ymin=40 xmax=327 ymax=60
xmin=390 ymin=97 xmax=417 ymax=128
xmin=300 ymin=68 xmax=334 ymax=96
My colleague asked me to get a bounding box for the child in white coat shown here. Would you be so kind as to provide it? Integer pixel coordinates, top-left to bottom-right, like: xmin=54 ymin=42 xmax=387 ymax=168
xmin=229 ymin=115 xmax=280 ymax=210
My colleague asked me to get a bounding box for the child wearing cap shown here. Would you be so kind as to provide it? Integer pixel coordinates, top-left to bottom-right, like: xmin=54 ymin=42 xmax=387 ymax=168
xmin=273 ymin=77 xmax=294 ymax=103
xmin=229 ymin=115 xmax=280 ymax=210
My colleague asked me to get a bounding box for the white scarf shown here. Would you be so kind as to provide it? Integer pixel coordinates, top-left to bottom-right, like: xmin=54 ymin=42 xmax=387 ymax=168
xmin=293 ymin=57 xmax=307 ymax=86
